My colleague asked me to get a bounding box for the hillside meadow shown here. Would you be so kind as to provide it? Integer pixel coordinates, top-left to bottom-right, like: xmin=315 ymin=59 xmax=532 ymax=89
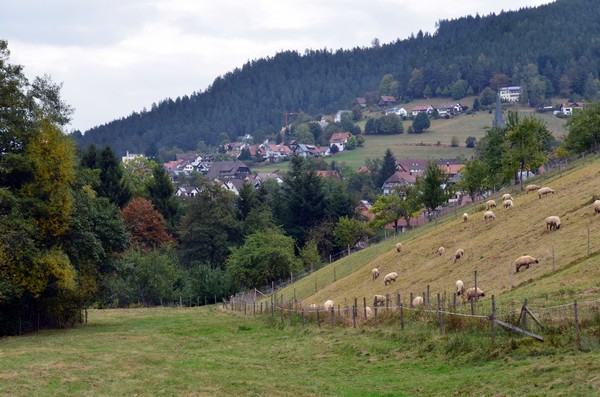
xmin=283 ymin=154 xmax=600 ymax=312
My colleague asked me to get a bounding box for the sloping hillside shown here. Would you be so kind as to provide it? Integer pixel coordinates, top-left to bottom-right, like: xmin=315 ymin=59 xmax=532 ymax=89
xmin=282 ymin=156 xmax=600 ymax=309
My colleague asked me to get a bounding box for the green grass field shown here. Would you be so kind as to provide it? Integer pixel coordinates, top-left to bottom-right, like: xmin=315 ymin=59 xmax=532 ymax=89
xmin=2 ymin=306 xmax=599 ymax=396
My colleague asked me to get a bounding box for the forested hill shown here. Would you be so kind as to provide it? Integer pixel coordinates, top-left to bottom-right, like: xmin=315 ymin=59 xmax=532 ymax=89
xmin=76 ymin=0 xmax=600 ymax=156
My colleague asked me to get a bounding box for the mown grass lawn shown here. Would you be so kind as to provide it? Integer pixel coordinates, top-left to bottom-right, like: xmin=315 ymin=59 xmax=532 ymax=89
xmin=1 ymin=307 xmax=599 ymax=396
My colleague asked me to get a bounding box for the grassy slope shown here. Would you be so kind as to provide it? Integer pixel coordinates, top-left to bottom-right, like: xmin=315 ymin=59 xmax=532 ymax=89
xmin=279 ymin=155 xmax=600 ymax=311
xmin=1 ymin=307 xmax=599 ymax=396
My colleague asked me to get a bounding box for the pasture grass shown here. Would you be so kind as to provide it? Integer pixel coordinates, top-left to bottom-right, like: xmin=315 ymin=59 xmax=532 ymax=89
xmin=1 ymin=306 xmax=599 ymax=396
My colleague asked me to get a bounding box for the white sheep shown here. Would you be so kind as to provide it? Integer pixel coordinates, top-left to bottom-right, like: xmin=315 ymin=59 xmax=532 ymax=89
xmin=502 ymin=199 xmax=514 ymax=209
xmin=412 ymin=296 xmax=424 ymax=307
xmin=365 ymin=306 xmax=373 ymax=318
xmin=395 ymin=242 xmax=403 ymax=253
xmin=373 ymin=294 xmax=386 ymax=307
xmin=486 ymin=199 xmax=497 ymax=210
xmin=484 ymin=210 xmax=496 ymax=222
xmin=309 ymin=303 xmax=318 ymax=310
xmin=455 ymin=280 xmax=465 ymax=296
xmin=538 ymin=187 xmax=555 ymax=199
xmin=437 ymin=246 xmax=445 ymax=256
xmin=384 ymin=272 xmax=399 ymax=285
xmin=593 ymin=200 xmax=600 ymax=214
xmin=463 ymin=213 xmax=469 ymax=222
xmin=501 ymin=193 xmax=513 ymax=201
xmin=371 ymin=268 xmax=380 ymax=280
xmin=526 ymin=184 xmax=540 ymax=193
xmin=514 ymin=255 xmax=539 ymax=273
xmin=323 ymin=300 xmax=334 ymax=311
xmin=465 ymin=287 xmax=485 ymax=301
xmin=453 ymin=248 xmax=464 ymax=263
xmin=546 ymin=215 xmax=561 ymax=230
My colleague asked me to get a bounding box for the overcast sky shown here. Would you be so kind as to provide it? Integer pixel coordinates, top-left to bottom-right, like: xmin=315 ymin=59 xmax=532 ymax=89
xmin=1 ymin=0 xmax=554 ymax=133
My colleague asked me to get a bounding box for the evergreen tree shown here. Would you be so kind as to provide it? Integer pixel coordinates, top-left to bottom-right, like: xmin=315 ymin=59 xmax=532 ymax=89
xmin=97 ymin=146 xmax=132 ymax=208
xmin=378 ymin=149 xmax=397 ymax=189
xmin=417 ymin=161 xmax=448 ymax=222
xmin=145 ymin=164 xmax=179 ymax=229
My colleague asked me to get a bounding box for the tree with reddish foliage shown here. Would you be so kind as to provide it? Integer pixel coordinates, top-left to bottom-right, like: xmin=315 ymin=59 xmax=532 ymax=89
xmin=120 ymin=197 xmax=174 ymax=251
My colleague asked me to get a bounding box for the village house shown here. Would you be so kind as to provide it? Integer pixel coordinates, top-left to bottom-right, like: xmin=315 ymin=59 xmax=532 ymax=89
xmin=560 ymin=101 xmax=585 ymax=116
xmin=205 ymin=160 xmax=251 ymax=181
xmin=378 ymin=96 xmax=396 ymax=107
xmin=329 ymin=132 xmax=351 ymax=152
xmin=382 ymin=171 xmax=417 ymax=196
xmin=411 ymin=104 xmax=434 ymax=117
xmin=385 ymin=107 xmax=408 ymax=117
xmin=499 ymin=86 xmax=521 ymax=102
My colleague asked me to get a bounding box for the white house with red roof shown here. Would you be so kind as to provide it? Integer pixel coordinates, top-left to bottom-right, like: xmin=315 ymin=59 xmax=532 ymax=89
xmin=411 ymin=104 xmax=434 ymax=117
xmin=329 ymin=132 xmax=351 ymax=152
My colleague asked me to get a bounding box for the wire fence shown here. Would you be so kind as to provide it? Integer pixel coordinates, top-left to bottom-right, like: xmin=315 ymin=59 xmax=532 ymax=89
xmin=223 ymin=290 xmax=600 ymax=347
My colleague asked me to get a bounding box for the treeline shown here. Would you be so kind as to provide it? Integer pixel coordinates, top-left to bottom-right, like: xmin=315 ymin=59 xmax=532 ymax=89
xmin=76 ymin=0 xmax=600 ymax=156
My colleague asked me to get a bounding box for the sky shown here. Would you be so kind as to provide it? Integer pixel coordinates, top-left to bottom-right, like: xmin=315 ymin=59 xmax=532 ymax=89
xmin=1 ymin=0 xmax=554 ymax=133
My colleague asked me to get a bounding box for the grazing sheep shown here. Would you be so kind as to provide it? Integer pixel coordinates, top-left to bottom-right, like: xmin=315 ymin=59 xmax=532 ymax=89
xmin=526 ymin=184 xmax=541 ymax=193
xmin=412 ymin=296 xmax=424 ymax=307
xmin=384 ymin=272 xmax=399 ymax=285
xmin=453 ymin=248 xmax=464 ymax=263
xmin=593 ymin=200 xmax=600 ymax=214
xmin=514 ymin=255 xmax=539 ymax=273
xmin=546 ymin=215 xmax=561 ymax=230
xmin=465 ymin=287 xmax=485 ymax=301
xmin=501 ymin=193 xmax=513 ymax=201
xmin=365 ymin=306 xmax=373 ymax=318
xmin=395 ymin=242 xmax=403 ymax=253
xmin=371 ymin=268 xmax=380 ymax=280
xmin=503 ymin=199 xmax=514 ymax=209
xmin=455 ymin=280 xmax=465 ymax=296
xmin=484 ymin=210 xmax=496 ymax=222
xmin=437 ymin=246 xmax=446 ymax=256
xmin=538 ymin=187 xmax=555 ymax=199
xmin=323 ymin=300 xmax=334 ymax=311
xmin=309 ymin=303 xmax=318 ymax=310
xmin=463 ymin=213 xmax=469 ymax=222
xmin=486 ymin=199 xmax=497 ymax=210
xmin=373 ymin=295 xmax=386 ymax=307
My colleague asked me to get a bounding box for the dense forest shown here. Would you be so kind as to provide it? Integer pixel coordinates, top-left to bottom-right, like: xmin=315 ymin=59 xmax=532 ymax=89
xmin=76 ymin=0 xmax=600 ymax=156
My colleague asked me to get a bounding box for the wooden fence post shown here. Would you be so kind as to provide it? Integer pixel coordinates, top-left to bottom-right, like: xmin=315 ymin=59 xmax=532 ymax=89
xmin=386 ymin=294 xmax=390 ymax=312
xmin=491 ymin=295 xmax=496 ymax=344
xmin=520 ymin=299 xmax=528 ymax=330
xmin=334 ymin=266 xmax=337 ymax=282
xmin=400 ymin=303 xmax=404 ymax=330
xmin=427 ymin=285 xmax=430 ymax=307
xmin=410 ymin=292 xmax=414 ymax=309
xmin=509 ymin=262 xmax=513 ymax=289
xmin=437 ymin=293 xmax=443 ymax=335
xmin=552 ymin=246 xmax=555 ymax=273
xmin=474 ymin=270 xmax=478 ymax=303
xmin=588 ymin=226 xmax=591 ymax=257
xmin=301 ymin=308 xmax=305 ymax=326
xmin=374 ymin=306 xmax=378 ymax=326
xmin=453 ymin=293 xmax=457 ymax=311
xmin=574 ymin=300 xmax=580 ymax=334
xmin=352 ymin=305 xmax=356 ymax=328
xmin=317 ymin=308 xmax=321 ymax=328
xmin=363 ymin=297 xmax=367 ymax=319
xmin=330 ymin=307 xmax=335 ymax=330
